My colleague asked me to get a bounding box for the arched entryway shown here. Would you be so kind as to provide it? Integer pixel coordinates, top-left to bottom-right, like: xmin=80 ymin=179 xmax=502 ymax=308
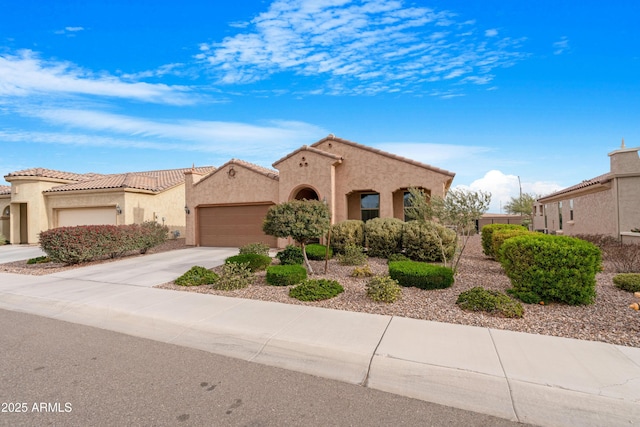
xmin=292 ymin=186 xmax=319 ymax=201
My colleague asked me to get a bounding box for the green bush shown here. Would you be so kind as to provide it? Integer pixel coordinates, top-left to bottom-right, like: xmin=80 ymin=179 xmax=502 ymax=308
xmin=266 ymin=265 xmax=308 ymax=286
xmin=175 ymin=266 xmax=219 ymax=286
xmin=499 ymin=234 xmax=601 ymax=305
xmin=305 ymin=243 xmax=332 ymax=260
xmin=481 ymin=224 xmax=527 ymax=259
xmin=289 ymin=279 xmax=344 ymax=301
xmin=137 ymin=221 xmax=169 ymax=254
xmin=365 ymin=217 xmax=404 ymax=258
xmin=402 ymin=220 xmax=456 ymax=263
xmin=388 ymin=261 xmax=454 ymax=290
xmin=337 ymin=244 xmax=368 ymax=266
xmin=613 ymin=273 xmax=640 ymax=292
xmin=225 ymin=253 xmax=271 ymax=272
xmin=491 ymin=228 xmax=533 ymax=262
xmin=0 ymin=233 xmax=7 ymax=245
xmin=276 ymin=245 xmax=304 ymax=265
xmin=366 ymin=276 xmax=402 ymax=303
xmin=351 ymin=264 xmax=373 ymax=277
xmin=456 ymin=287 xmax=524 ymax=318
xmin=214 ymin=262 xmax=254 ymax=290
xmin=330 ymin=220 xmax=365 ymax=254
xmin=27 ymin=256 xmax=51 ymax=264
xmin=387 ymin=253 xmax=410 ymax=263
xmin=239 ymin=242 xmax=271 ymax=257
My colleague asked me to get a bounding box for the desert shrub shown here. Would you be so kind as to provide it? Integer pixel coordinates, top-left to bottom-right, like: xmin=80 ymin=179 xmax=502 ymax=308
xmin=456 ymin=287 xmax=524 ymax=318
xmin=27 ymin=256 xmax=51 ymax=264
xmin=330 ymin=220 xmax=365 ymax=254
xmin=499 ymin=234 xmax=601 ymax=305
xmin=336 ymin=244 xmax=368 ymax=266
xmin=491 ymin=228 xmax=533 ymax=262
xmin=613 ymin=273 xmax=640 ymax=292
xmin=305 ymin=243 xmax=332 ymax=260
xmin=137 ymin=221 xmax=169 ymax=254
xmin=239 ymin=242 xmax=271 ymax=257
xmin=225 ymin=253 xmax=271 ymax=272
xmin=266 ymin=265 xmax=307 ymax=286
xmin=351 ymin=264 xmax=373 ymax=277
xmin=276 ymin=245 xmax=304 ymax=265
xmin=366 ymin=276 xmax=402 ymax=303
xmin=481 ymin=224 xmax=527 ymax=259
xmin=214 ymin=262 xmax=254 ymax=290
xmin=602 ymin=242 xmax=640 ymax=273
xmin=365 ymin=217 xmax=404 ymax=258
xmin=387 ymin=253 xmax=410 ymax=263
xmin=289 ymin=279 xmax=344 ymax=301
xmin=388 ymin=261 xmax=454 ymax=290
xmin=402 ymin=220 xmax=456 ymax=263
xmin=0 ymin=233 xmax=7 ymax=245
xmin=175 ymin=266 xmax=219 ymax=286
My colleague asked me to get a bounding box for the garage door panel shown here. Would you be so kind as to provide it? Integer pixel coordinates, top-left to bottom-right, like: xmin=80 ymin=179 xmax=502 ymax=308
xmin=198 ymin=204 xmax=276 ymax=247
xmin=57 ymin=207 xmax=117 ymax=227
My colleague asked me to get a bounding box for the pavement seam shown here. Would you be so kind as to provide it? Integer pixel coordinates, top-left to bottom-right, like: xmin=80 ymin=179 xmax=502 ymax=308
xmin=361 ymin=315 xmax=393 ymax=387
xmin=488 ymin=328 xmax=521 ymax=423
xmin=247 ymin=307 xmax=311 ymax=363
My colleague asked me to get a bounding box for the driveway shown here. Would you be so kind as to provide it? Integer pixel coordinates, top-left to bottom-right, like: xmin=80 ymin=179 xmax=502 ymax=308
xmin=0 ymin=245 xmax=46 ymax=263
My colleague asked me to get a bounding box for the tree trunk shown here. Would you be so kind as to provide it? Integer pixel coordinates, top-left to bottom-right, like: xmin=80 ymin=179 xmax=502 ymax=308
xmin=301 ymin=241 xmax=314 ymax=275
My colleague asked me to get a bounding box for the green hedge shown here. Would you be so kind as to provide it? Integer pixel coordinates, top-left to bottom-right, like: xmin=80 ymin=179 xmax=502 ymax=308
xmin=499 ymin=234 xmax=601 ymax=305
xmin=388 ymin=260 xmax=454 ymax=290
xmin=175 ymin=266 xmax=219 ymax=286
xmin=456 ymin=287 xmax=524 ymax=318
xmin=276 ymin=245 xmax=304 ymax=265
xmin=225 ymin=254 xmax=271 ymax=272
xmin=481 ymin=224 xmax=527 ymax=259
xmin=330 ymin=220 xmax=365 ymax=254
xmin=289 ymin=279 xmax=344 ymax=301
xmin=613 ymin=273 xmax=640 ymax=292
xmin=266 ymin=265 xmax=308 ymax=286
xmin=305 ymin=243 xmax=332 ymax=260
xmin=491 ymin=228 xmax=533 ymax=262
xmin=39 ymin=222 xmax=168 ymax=264
xmin=365 ymin=217 xmax=404 ymax=258
xmin=402 ymin=220 xmax=456 ymax=262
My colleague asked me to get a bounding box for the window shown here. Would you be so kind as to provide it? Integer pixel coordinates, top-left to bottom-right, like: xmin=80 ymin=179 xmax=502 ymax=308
xmin=558 ymin=201 xmax=563 ymax=230
xmin=361 ymin=193 xmax=380 ymax=222
xmin=570 ymin=199 xmax=574 ymax=221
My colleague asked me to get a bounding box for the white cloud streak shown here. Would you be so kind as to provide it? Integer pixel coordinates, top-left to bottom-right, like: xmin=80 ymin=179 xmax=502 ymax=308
xmin=197 ymin=0 xmax=527 ymax=95
xmin=553 ymin=36 xmax=569 ymax=55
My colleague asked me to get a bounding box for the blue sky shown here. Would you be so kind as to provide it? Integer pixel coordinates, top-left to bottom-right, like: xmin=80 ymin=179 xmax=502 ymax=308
xmin=1 ymin=0 xmax=638 ymax=212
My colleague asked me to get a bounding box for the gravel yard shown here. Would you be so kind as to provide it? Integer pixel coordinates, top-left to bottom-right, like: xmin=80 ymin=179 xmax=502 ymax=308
xmin=3 ymin=236 xmax=639 ymax=347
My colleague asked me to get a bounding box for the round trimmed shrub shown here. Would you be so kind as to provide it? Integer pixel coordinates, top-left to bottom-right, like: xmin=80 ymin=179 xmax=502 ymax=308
xmin=239 ymin=242 xmax=270 ymax=257
xmin=402 ymin=220 xmax=456 ymax=262
xmin=305 ymin=243 xmax=332 ymax=260
xmin=266 ymin=265 xmax=307 ymax=286
xmin=289 ymin=279 xmax=344 ymax=301
xmin=365 ymin=217 xmax=404 ymax=258
xmin=491 ymin=228 xmax=533 ymax=262
xmin=337 ymin=244 xmax=367 ymax=266
xmin=276 ymin=245 xmax=304 ymax=265
xmin=225 ymin=253 xmax=271 ymax=272
xmin=214 ymin=262 xmax=254 ymax=290
xmin=330 ymin=220 xmax=365 ymax=254
xmin=613 ymin=273 xmax=640 ymax=292
xmin=481 ymin=224 xmax=527 ymax=259
xmin=366 ymin=276 xmax=402 ymax=303
xmin=456 ymin=287 xmax=524 ymax=318
xmin=175 ymin=266 xmax=219 ymax=286
xmin=388 ymin=260 xmax=454 ymax=290
xmin=499 ymin=234 xmax=601 ymax=305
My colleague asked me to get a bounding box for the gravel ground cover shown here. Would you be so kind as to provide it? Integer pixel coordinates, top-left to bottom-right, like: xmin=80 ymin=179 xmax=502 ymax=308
xmin=3 ymin=236 xmax=639 ymax=347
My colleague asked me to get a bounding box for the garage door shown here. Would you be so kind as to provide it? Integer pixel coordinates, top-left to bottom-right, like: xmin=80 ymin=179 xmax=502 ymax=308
xmin=57 ymin=207 xmax=117 ymax=227
xmin=198 ymin=204 xmax=276 ymax=247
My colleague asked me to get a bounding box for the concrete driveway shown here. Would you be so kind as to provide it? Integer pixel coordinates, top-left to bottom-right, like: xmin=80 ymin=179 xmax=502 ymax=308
xmin=0 ymin=245 xmax=46 ymax=263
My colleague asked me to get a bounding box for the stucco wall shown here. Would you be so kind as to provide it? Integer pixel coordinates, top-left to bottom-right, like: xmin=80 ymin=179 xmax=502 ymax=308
xmin=617 ymin=176 xmax=640 ymax=233
xmin=124 ymin=185 xmax=187 ymax=238
xmin=0 ymin=195 xmax=10 ymax=241
xmin=9 ymin=179 xmax=64 ymax=244
xmin=538 ymin=190 xmax=616 ymax=237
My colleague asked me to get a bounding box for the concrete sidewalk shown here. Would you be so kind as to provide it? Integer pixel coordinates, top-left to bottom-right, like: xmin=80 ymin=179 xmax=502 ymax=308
xmin=1 ymin=250 xmax=639 ymax=427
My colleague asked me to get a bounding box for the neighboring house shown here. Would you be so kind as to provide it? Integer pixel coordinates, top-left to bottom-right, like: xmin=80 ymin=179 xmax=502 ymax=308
xmin=476 ymin=214 xmax=524 ymax=232
xmin=185 ymin=135 xmax=456 ymax=247
xmin=3 ymin=166 xmax=214 ymax=245
xmin=532 ymin=142 xmax=640 ymax=244
xmin=0 ymin=185 xmax=10 ymax=240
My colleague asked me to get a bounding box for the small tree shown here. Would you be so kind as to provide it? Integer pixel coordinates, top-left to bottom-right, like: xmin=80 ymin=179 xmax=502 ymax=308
xmin=504 ymin=193 xmax=536 ymax=230
xmin=262 ymin=200 xmax=330 ymax=274
xmin=406 ymin=187 xmax=491 ymax=274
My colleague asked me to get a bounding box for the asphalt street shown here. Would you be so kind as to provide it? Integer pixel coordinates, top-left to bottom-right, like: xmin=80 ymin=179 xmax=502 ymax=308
xmin=0 ymin=309 xmax=528 ymax=427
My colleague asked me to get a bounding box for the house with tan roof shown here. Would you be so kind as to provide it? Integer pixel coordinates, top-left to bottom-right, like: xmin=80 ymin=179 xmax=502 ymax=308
xmin=3 ymin=166 xmax=214 ymax=244
xmin=532 ymin=141 xmax=640 ymax=244
xmin=185 ymin=135 xmax=456 ymax=247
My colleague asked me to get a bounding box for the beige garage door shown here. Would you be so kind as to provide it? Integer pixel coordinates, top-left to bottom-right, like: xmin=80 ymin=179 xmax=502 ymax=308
xmin=57 ymin=207 xmax=117 ymax=227
xmin=198 ymin=204 xmax=276 ymax=247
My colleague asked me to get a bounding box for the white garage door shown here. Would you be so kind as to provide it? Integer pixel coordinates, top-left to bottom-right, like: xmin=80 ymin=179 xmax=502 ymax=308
xmin=57 ymin=207 xmax=117 ymax=227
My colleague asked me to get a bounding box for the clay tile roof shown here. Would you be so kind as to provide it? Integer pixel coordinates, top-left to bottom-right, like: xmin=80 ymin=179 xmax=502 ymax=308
xmin=538 ymin=173 xmax=612 ymax=201
xmin=43 ymin=166 xmax=215 ymax=193
xmin=0 ymin=185 xmax=11 ymax=195
xmin=228 ymin=159 xmax=279 ymax=180
xmin=5 ymin=168 xmax=103 ymax=182
xmin=272 ymin=145 xmax=343 ymax=167
xmin=311 ymin=135 xmax=456 ymax=177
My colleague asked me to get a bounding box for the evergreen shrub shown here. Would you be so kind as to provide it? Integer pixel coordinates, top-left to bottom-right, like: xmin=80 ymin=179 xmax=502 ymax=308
xmin=175 ymin=266 xmax=219 ymax=286
xmin=402 ymin=220 xmax=456 ymax=262
xmin=456 ymin=287 xmax=524 ymax=318
xmin=481 ymin=224 xmax=527 ymax=259
xmin=225 ymin=253 xmax=271 ymax=272
xmin=276 ymin=245 xmax=304 ymax=265
xmin=214 ymin=262 xmax=254 ymax=290
xmin=388 ymin=260 xmax=454 ymax=290
xmin=613 ymin=273 xmax=640 ymax=292
xmin=491 ymin=228 xmax=533 ymax=262
xmin=366 ymin=276 xmax=402 ymax=303
xmin=289 ymin=279 xmax=344 ymax=301
xmin=329 ymin=220 xmax=365 ymax=254
xmin=305 ymin=243 xmax=332 ymax=260
xmin=337 ymin=244 xmax=367 ymax=266
xmin=239 ymin=242 xmax=270 ymax=257
xmin=266 ymin=265 xmax=307 ymax=286
xmin=365 ymin=217 xmax=404 ymax=258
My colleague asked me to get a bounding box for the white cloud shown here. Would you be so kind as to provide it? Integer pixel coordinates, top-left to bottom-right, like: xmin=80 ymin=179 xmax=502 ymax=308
xmin=0 ymin=50 xmax=197 ymax=105
xmin=553 ymin=36 xmax=569 ymax=55
xmin=198 ymin=0 xmax=527 ymax=95
xmin=65 ymin=26 xmax=85 ymax=32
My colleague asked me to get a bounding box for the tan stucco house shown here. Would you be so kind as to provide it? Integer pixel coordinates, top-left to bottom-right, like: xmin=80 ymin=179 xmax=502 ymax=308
xmin=185 ymin=135 xmax=456 ymax=247
xmin=3 ymin=166 xmax=214 ymax=244
xmin=532 ymin=142 xmax=640 ymax=244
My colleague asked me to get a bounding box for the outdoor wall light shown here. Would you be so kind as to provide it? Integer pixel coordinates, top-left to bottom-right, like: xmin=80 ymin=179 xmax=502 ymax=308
xmin=115 ymin=205 xmax=122 ymax=215
xmin=184 ymin=205 xmax=190 ymax=214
